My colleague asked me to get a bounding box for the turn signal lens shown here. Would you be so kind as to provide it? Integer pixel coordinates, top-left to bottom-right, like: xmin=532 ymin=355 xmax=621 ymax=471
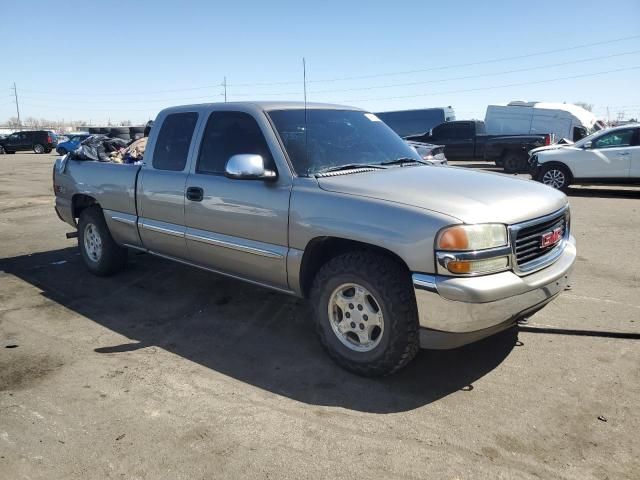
xmin=437 ymin=224 xmax=507 ymax=251
xmin=446 ymin=257 xmax=509 ymax=275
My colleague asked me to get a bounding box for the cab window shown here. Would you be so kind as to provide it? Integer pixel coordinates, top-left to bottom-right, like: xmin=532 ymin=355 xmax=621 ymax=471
xmin=152 ymin=112 xmax=199 ymax=171
xmin=593 ymin=129 xmax=635 ymax=149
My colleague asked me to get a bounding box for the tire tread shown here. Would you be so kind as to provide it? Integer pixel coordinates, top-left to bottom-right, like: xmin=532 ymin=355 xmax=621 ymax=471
xmin=310 ymin=251 xmax=419 ymax=376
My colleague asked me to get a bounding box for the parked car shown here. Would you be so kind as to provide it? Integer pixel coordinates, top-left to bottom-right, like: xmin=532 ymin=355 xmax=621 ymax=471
xmin=0 ymin=130 xmax=57 ymax=154
xmin=56 ymin=133 xmax=92 ymax=155
xmin=376 ymin=107 xmax=456 ymax=137
xmin=529 ymin=124 xmax=640 ymax=191
xmin=53 ymin=101 xmax=575 ymax=376
xmin=407 ymin=120 xmax=554 ymax=172
xmin=485 ymin=101 xmax=604 ymax=143
xmin=406 ymin=140 xmax=448 ymax=166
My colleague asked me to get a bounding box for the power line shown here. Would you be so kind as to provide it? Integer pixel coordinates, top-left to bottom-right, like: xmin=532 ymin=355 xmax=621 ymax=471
xmin=19 ymin=49 xmax=639 ymax=105
xmin=228 ymin=33 xmax=640 ymax=86
xmin=13 ymin=34 xmax=640 ymax=96
xmin=16 ymin=66 xmax=640 ymax=114
xmin=19 ymin=93 xmax=225 ymax=105
xmin=334 ymin=65 xmax=640 ymax=103
xmin=233 ymin=50 xmax=640 ymax=96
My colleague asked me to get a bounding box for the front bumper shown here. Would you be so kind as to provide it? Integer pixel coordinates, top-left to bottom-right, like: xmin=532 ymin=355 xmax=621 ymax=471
xmin=413 ymin=235 xmax=576 ymax=349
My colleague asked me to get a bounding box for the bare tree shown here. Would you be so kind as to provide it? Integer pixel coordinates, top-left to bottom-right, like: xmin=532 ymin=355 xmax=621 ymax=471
xmin=574 ymin=102 xmax=593 ymax=112
xmin=6 ymin=117 xmax=21 ymax=128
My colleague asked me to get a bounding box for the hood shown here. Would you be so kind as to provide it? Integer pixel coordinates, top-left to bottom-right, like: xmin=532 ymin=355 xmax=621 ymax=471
xmin=530 ymin=144 xmax=580 ymax=155
xmin=317 ymin=165 xmax=567 ymax=225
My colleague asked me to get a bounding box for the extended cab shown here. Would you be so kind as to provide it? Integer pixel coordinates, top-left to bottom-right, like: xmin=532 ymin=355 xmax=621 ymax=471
xmin=53 ymin=102 xmax=576 ymax=376
xmin=407 ymin=120 xmax=553 ymax=173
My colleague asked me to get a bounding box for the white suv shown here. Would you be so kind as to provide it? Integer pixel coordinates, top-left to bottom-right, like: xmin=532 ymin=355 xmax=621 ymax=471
xmin=529 ymin=124 xmax=640 ymax=191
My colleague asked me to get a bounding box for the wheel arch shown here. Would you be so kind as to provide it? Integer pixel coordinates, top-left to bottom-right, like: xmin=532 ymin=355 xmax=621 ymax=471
xmin=298 ymin=236 xmax=411 ymax=298
xmin=72 ymin=193 xmax=100 ymax=220
xmin=539 ymin=160 xmax=575 ymax=180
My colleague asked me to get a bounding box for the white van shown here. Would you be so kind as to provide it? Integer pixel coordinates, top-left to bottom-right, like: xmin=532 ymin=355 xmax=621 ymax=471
xmin=484 ymin=101 xmax=604 ymax=142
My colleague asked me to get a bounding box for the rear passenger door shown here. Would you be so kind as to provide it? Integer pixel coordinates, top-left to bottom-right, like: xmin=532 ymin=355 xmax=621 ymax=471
xmin=137 ymin=111 xmax=199 ymax=258
xmin=184 ymin=109 xmax=291 ymax=290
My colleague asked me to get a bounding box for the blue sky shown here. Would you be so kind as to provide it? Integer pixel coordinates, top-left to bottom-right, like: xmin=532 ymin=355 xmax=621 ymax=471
xmin=1 ymin=0 xmax=639 ymax=124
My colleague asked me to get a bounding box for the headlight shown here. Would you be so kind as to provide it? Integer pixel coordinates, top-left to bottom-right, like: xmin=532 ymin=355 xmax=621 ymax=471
xmin=437 ymin=224 xmax=507 ymax=251
xmin=435 ymin=224 xmax=510 ymax=276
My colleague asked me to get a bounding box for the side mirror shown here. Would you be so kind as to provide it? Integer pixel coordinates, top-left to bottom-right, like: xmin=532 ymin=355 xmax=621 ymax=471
xmin=583 ymin=141 xmax=592 ymax=149
xmin=225 ymin=154 xmax=276 ymax=180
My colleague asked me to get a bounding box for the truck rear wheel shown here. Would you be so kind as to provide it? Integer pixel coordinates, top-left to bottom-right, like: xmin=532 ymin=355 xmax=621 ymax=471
xmin=502 ymin=151 xmax=528 ymax=173
xmin=310 ymin=251 xmax=419 ymax=376
xmin=78 ymin=206 xmax=127 ymax=276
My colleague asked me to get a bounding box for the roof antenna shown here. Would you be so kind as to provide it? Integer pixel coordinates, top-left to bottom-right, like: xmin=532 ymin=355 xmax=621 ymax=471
xmin=303 ymin=57 xmax=309 ymax=170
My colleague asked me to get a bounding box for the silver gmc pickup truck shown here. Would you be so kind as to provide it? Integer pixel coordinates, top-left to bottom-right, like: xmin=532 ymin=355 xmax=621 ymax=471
xmin=53 ymin=102 xmax=576 ymax=376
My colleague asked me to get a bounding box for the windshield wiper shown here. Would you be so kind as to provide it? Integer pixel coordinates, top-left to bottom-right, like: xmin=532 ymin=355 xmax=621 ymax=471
xmin=315 ymin=163 xmax=385 ymax=175
xmin=379 ymin=157 xmax=424 ymax=166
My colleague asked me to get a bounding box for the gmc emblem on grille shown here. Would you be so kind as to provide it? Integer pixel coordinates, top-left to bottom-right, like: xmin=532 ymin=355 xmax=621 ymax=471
xmin=540 ymin=227 xmax=563 ymax=248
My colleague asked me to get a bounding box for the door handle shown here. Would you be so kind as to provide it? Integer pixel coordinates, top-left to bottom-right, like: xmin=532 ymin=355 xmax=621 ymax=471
xmin=186 ymin=186 xmax=204 ymax=202
xmin=617 ymin=152 xmax=630 ymax=156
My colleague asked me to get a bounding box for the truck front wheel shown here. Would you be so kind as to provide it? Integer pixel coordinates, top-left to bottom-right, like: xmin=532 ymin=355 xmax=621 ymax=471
xmin=310 ymin=251 xmax=420 ymax=376
xmin=78 ymin=206 xmax=127 ymax=276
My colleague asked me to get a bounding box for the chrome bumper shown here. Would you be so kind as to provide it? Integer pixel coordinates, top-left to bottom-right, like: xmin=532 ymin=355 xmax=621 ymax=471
xmin=413 ymin=235 xmax=576 ymax=348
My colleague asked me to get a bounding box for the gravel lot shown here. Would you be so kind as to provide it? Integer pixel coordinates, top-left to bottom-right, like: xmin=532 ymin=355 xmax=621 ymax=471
xmin=1 ymin=153 xmax=639 ymax=479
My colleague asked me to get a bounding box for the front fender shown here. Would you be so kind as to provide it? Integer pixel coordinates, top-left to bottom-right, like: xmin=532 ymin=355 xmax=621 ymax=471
xmin=289 ymin=181 xmax=458 ymax=274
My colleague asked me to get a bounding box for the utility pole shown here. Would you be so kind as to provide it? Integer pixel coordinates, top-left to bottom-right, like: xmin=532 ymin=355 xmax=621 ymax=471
xmin=302 ymin=58 xmax=308 ymax=106
xmin=11 ymin=82 xmax=21 ymax=126
xmin=223 ymin=77 xmax=227 ymax=102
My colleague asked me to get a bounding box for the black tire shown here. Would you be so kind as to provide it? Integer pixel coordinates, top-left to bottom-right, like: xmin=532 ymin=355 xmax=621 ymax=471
xmin=77 ymin=206 xmax=127 ymax=276
xmin=33 ymin=143 xmax=45 ymax=154
xmin=494 ymin=158 xmax=504 ymax=167
xmin=57 ymin=147 xmax=67 ymax=155
xmin=502 ymin=151 xmax=528 ymax=173
xmin=537 ymin=164 xmax=571 ymax=192
xmin=0 ymin=145 xmax=5 ymax=154
xmin=310 ymin=251 xmax=419 ymax=376
xmin=44 ymin=148 xmax=52 ymax=154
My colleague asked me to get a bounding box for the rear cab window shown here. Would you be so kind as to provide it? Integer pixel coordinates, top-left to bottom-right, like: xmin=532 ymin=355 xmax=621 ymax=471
xmin=152 ymin=112 xmax=199 ymax=171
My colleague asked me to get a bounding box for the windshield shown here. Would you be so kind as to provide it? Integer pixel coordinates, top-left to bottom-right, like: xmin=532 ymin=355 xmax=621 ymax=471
xmin=268 ymin=109 xmax=422 ymax=176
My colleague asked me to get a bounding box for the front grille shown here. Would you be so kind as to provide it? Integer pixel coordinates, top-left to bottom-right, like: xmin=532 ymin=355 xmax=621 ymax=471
xmin=512 ymin=209 xmax=569 ymax=272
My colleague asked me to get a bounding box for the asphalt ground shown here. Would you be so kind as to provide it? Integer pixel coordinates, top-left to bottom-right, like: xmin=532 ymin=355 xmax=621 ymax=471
xmin=1 ymin=153 xmax=638 ymax=479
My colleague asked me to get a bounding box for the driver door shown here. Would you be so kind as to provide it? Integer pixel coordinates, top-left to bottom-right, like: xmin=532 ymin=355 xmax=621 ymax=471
xmin=575 ymin=128 xmax=635 ymax=178
xmin=184 ymin=109 xmax=291 ymax=290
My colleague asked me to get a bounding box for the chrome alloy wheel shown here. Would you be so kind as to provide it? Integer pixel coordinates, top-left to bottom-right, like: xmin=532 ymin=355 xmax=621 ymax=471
xmin=84 ymin=223 xmax=103 ymax=262
xmin=541 ymin=169 xmax=566 ymax=189
xmin=328 ymin=283 xmax=384 ymax=352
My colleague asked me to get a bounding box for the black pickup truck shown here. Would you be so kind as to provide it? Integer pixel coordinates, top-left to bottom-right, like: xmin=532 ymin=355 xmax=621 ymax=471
xmin=406 ymin=120 xmax=553 ymax=173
